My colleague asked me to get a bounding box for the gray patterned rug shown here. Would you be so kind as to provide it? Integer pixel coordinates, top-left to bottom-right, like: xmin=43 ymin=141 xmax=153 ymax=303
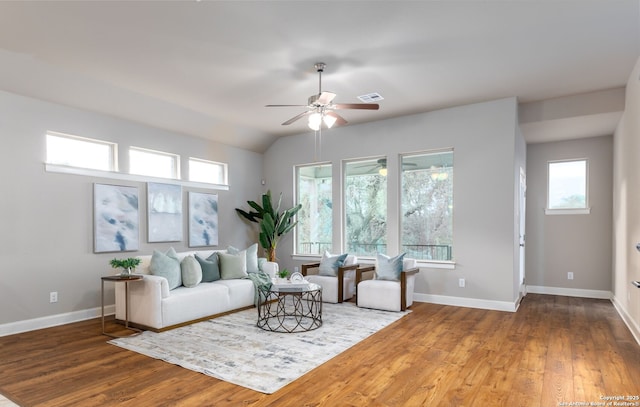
xmin=109 ymin=302 xmax=409 ymax=394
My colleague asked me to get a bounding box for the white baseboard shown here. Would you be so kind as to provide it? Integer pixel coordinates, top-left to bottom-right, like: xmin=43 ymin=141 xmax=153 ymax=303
xmin=526 ymin=285 xmax=611 ymax=299
xmin=610 ymin=294 xmax=640 ymax=347
xmin=0 ymin=305 xmax=114 ymax=337
xmin=413 ymin=293 xmax=519 ymax=312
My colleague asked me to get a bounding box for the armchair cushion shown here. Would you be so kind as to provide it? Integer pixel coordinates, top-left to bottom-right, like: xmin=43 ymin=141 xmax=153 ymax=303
xmin=149 ymin=248 xmax=182 ymax=290
xmin=318 ymin=251 xmax=348 ymax=276
xmin=375 ymin=253 xmax=406 ymax=281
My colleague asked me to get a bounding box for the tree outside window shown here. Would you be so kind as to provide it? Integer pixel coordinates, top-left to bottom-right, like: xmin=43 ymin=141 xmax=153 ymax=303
xmin=296 ymin=164 xmax=332 ymax=255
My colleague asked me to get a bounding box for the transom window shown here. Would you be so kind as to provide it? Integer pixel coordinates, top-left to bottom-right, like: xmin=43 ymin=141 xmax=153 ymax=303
xmin=188 ymin=157 xmax=227 ymax=185
xmin=129 ymin=147 xmax=179 ymax=179
xmin=46 ymin=131 xmax=116 ymax=171
xmin=547 ymin=159 xmax=589 ymax=214
xmin=295 ymin=163 xmax=333 ymax=255
xmin=400 ymin=150 xmax=454 ymax=261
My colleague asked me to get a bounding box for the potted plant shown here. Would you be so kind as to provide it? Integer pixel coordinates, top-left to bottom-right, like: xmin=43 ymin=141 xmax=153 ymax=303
xmin=110 ymin=257 xmax=142 ymax=277
xmin=235 ymin=190 xmax=302 ymax=262
xmin=277 ymin=268 xmax=290 ymax=279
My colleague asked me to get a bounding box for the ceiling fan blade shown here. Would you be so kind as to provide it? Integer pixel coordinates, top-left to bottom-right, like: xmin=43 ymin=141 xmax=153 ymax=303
xmin=333 ymin=103 xmax=379 ymax=110
xmin=315 ymin=91 xmax=336 ymax=105
xmin=325 ymin=111 xmax=348 ymax=126
xmin=266 ymin=104 xmax=308 ymax=107
xmin=281 ymin=110 xmax=312 ymax=125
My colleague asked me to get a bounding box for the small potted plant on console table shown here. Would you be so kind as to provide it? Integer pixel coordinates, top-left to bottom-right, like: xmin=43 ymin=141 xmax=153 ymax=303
xmin=109 ymin=257 xmax=142 ymax=278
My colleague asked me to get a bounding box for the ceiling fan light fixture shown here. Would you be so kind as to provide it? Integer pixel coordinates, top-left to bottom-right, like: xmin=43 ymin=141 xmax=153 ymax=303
xmin=323 ymin=113 xmax=337 ymax=128
xmin=308 ymin=112 xmax=322 ymax=131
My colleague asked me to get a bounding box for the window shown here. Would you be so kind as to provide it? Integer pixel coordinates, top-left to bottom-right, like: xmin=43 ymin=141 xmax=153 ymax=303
xmin=344 ymin=158 xmax=387 ymax=256
xmin=295 ymin=163 xmax=332 ymax=255
xmin=547 ymin=159 xmax=589 ymax=214
xmin=401 ymin=150 xmax=454 ymax=261
xmin=46 ymin=131 xmax=116 ymax=171
xmin=129 ymin=147 xmax=179 ymax=179
xmin=188 ymin=157 xmax=227 ymax=185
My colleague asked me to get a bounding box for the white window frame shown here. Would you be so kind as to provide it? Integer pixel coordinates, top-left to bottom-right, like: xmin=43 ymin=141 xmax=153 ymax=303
xmin=188 ymin=157 xmax=228 ymax=186
xmin=294 ymin=162 xmax=333 ymax=256
xmin=545 ymin=158 xmax=590 ymax=215
xmin=129 ymin=146 xmax=180 ymax=180
xmin=46 ymin=131 xmax=117 ymax=172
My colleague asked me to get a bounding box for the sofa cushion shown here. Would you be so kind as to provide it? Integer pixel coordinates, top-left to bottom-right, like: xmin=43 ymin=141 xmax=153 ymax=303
xmin=318 ymin=251 xmax=348 ymax=276
xmin=195 ymin=252 xmax=221 ymax=282
xmin=219 ymin=251 xmax=248 ymax=279
xmin=375 ymin=253 xmax=406 ymax=281
xmin=149 ymin=248 xmax=182 ymax=290
xmin=181 ymin=255 xmax=203 ymax=288
xmin=228 ymin=243 xmax=259 ymax=273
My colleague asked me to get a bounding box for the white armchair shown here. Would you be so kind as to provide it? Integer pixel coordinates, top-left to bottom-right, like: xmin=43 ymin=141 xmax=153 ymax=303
xmin=301 ymin=254 xmax=358 ymax=303
xmin=356 ymin=258 xmax=419 ymax=312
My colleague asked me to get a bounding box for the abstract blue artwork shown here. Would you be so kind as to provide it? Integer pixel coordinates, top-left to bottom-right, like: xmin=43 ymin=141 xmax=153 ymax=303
xmin=188 ymin=192 xmax=218 ymax=247
xmin=94 ymin=183 xmax=139 ymax=253
xmin=147 ymin=182 xmax=182 ymax=242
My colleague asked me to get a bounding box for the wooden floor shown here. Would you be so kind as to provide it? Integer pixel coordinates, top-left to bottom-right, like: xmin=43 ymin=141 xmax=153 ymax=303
xmin=1 ymin=294 xmax=639 ymax=406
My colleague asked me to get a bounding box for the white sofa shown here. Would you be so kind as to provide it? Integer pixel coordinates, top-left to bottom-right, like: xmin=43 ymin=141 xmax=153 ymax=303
xmin=114 ymin=249 xmax=278 ymax=331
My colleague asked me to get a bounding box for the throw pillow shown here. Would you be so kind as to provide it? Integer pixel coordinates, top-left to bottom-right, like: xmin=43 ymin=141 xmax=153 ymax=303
xmin=375 ymin=253 xmax=406 ymax=281
xmin=149 ymin=248 xmax=182 ymax=290
xmin=195 ymin=252 xmax=221 ymax=282
xmin=228 ymin=243 xmax=259 ymax=273
xmin=181 ymin=255 xmax=203 ymax=288
xmin=219 ymin=251 xmax=248 ymax=279
xmin=318 ymin=251 xmax=348 ymax=276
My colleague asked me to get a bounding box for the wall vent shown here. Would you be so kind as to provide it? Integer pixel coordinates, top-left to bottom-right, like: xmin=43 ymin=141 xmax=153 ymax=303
xmin=357 ymin=92 xmax=384 ymax=103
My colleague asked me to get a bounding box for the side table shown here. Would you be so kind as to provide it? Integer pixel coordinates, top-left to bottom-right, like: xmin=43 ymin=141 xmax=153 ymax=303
xmin=101 ymin=275 xmax=143 ymax=338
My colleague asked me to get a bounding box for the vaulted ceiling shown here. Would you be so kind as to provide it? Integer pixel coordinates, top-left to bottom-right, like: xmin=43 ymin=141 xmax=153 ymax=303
xmin=0 ymin=1 xmax=638 ymax=152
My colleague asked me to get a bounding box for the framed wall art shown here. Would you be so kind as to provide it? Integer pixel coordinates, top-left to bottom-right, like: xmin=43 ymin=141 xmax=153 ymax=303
xmin=94 ymin=183 xmax=139 ymax=253
xmin=147 ymin=182 xmax=183 ymax=243
xmin=188 ymin=191 xmax=218 ymax=247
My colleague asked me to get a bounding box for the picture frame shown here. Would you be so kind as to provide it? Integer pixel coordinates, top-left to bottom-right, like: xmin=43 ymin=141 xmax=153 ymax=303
xmin=188 ymin=191 xmax=219 ymax=247
xmin=147 ymin=182 xmax=183 ymax=243
xmin=94 ymin=183 xmax=139 ymax=253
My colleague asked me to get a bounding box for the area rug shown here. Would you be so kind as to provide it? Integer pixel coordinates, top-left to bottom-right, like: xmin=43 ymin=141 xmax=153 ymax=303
xmin=109 ymin=303 xmax=409 ymax=394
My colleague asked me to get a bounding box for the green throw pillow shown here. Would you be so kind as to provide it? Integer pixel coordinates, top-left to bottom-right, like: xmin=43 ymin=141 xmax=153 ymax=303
xmin=149 ymin=248 xmax=182 ymax=289
xmin=318 ymin=251 xmax=348 ymax=276
xmin=181 ymin=255 xmax=202 ymax=288
xmin=375 ymin=253 xmax=406 ymax=281
xmin=219 ymin=252 xmax=248 ymax=280
xmin=195 ymin=252 xmax=221 ymax=282
xmin=228 ymin=243 xmax=259 ymax=273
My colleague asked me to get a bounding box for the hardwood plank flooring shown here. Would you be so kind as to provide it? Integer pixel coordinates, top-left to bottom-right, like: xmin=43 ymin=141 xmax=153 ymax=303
xmin=1 ymin=294 xmax=639 ymax=406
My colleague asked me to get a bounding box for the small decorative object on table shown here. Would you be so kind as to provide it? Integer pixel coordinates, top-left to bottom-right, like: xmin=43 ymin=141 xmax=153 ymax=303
xmin=109 ymin=257 xmax=142 ymax=278
xmin=277 ymin=268 xmax=290 ymax=279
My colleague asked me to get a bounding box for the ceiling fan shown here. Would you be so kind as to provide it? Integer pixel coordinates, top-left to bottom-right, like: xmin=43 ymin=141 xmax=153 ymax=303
xmin=359 ymin=158 xmax=417 ymax=176
xmin=266 ymin=62 xmax=380 ymax=130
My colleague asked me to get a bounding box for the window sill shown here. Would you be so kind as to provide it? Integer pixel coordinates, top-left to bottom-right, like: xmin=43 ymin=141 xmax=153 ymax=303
xmin=44 ymin=163 xmax=230 ymax=190
xmin=544 ymin=208 xmax=590 ymax=215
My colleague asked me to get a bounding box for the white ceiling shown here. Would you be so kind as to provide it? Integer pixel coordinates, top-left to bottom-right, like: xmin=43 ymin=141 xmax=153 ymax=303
xmin=0 ymin=1 xmax=638 ymax=152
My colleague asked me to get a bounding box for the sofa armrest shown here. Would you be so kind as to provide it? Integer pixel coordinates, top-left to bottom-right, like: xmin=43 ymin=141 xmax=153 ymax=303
xmin=261 ymin=261 xmax=279 ymax=278
xmin=115 ymin=274 xmax=170 ymax=329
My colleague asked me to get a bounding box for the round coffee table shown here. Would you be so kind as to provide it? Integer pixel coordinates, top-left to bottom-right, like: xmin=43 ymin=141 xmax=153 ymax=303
xmin=256 ymin=283 xmax=322 ymax=333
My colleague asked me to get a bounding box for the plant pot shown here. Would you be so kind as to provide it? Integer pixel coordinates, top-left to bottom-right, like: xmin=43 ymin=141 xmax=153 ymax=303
xmin=120 ymin=267 xmax=133 ymax=277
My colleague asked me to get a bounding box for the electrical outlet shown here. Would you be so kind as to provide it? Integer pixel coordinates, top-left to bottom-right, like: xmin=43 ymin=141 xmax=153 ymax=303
xmin=568 ymin=272 xmax=574 ymax=280
xmin=49 ymin=291 xmax=58 ymax=303
xmin=458 ymin=278 xmax=465 ymax=288
xmin=294 ymin=266 xmax=299 ymax=273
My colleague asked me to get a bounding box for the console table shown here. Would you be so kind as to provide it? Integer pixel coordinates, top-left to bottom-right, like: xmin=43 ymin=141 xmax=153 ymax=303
xmin=101 ymin=275 xmax=143 ymax=338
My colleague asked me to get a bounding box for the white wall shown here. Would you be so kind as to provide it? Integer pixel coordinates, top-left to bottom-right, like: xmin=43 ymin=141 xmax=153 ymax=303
xmin=525 ymin=136 xmax=613 ymax=296
xmin=0 ymin=90 xmax=263 ymax=331
xmin=612 ymin=57 xmax=640 ymax=342
xmin=264 ymin=97 xmax=522 ymax=309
